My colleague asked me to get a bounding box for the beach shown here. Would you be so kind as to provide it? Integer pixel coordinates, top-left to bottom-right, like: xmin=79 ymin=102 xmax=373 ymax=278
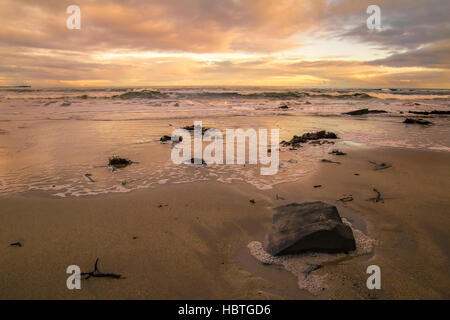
xmin=0 ymin=88 xmax=449 ymax=299
xmin=0 ymin=147 xmax=449 ymax=299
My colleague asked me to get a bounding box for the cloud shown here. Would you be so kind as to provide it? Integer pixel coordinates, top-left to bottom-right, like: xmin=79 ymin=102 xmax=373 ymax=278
xmin=1 ymin=48 xmax=448 ymax=87
xmin=0 ymin=0 xmax=327 ymax=53
xmin=367 ymin=41 xmax=450 ymax=69
xmin=0 ymin=0 xmax=448 ymax=87
xmin=325 ymin=0 xmax=450 ymax=50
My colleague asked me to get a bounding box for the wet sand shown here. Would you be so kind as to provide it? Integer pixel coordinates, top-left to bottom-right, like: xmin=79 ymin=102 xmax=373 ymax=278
xmin=0 ymin=146 xmax=449 ymax=299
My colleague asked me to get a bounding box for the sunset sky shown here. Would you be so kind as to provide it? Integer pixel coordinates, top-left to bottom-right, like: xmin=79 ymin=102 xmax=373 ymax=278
xmin=1 ymin=0 xmax=449 ymax=88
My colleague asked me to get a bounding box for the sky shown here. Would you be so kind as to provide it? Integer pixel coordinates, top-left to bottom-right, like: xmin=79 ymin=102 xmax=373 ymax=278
xmin=0 ymin=0 xmax=449 ymax=88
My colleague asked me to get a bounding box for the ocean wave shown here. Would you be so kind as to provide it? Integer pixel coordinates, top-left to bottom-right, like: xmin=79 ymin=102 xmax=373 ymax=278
xmin=107 ymin=89 xmax=375 ymax=100
xmin=384 ymin=89 xmax=450 ymax=96
xmin=109 ymin=90 xmax=311 ymax=100
xmin=112 ymin=90 xmax=167 ymax=99
xmin=0 ymin=87 xmax=128 ymax=93
xmin=311 ymin=92 xmax=374 ymax=99
xmin=4 ymin=86 xmax=449 ymax=102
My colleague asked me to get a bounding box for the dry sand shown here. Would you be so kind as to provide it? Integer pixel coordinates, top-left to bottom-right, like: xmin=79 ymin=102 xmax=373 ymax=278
xmin=0 ymin=146 xmax=449 ymax=299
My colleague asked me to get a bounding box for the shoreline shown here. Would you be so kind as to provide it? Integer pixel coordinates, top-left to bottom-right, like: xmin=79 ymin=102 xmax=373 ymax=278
xmin=2 ymin=144 xmax=449 ymax=200
xmin=0 ymin=145 xmax=449 ymax=299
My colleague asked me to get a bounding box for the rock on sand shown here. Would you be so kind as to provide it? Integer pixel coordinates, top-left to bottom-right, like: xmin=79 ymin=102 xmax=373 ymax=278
xmin=265 ymin=201 xmax=356 ymax=256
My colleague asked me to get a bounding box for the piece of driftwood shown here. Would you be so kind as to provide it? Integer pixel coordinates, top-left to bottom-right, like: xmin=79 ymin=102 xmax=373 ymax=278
xmin=329 ymin=149 xmax=347 ymax=156
xmin=368 ymin=188 xmax=384 ymax=203
xmin=322 ymin=159 xmax=341 ymax=164
xmin=303 ymin=264 xmax=323 ymax=278
xmin=338 ymin=196 xmax=354 ymax=203
xmin=369 ymin=161 xmax=392 ymax=170
xmin=81 ymin=258 xmax=123 ymax=280
xmin=84 ymin=173 xmax=95 ymax=182
xmin=275 ymin=194 xmax=285 ymax=200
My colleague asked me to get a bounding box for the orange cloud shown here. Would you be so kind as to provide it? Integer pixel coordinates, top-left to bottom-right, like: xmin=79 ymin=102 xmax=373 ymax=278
xmin=0 ymin=0 xmax=448 ymax=87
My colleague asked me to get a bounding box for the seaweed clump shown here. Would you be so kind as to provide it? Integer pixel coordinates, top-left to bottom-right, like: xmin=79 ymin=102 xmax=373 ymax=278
xmin=108 ymin=156 xmax=133 ymax=168
xmin=160 ymin=135 xmax=172 ymax=142
xmin=160 ymin=135 xmax=182 ymax=143
xmin=281 ymin=130 xmax=339 ymax=147
xmin=182 ymin=124 xmax=210 ymax=135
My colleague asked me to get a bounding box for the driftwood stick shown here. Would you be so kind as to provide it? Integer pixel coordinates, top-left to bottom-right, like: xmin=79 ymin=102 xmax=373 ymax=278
xmin=322 ymin=159 xmax=341 ymax=164
xmin=338 ymin=195 xmax=354 ymax=203
xmin=374 ymin=188 xmax=382 ymax=201
xmin=368 ymin=188 xmax=384 ymax=203
xmin=275 ymin=194 xmax=285 ymax=200
xmin=81 ymin=258 xmax=123 ymax=280
xmin=84 ymin=173 xmax=95 ymax=182
xmin=369 ymin=161 xmax=392 ymax=170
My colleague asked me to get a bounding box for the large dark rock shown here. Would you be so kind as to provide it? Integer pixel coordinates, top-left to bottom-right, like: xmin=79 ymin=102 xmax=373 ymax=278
xmin=265 ymin=202 xmax=356 ymax=256
xmin=403 ymin=118 xmax=433 ymax=125
xmin=408 ymin=110 xmax=450 ymax=115
xmin=343 ymin=108 xmax=387 ymax=115
xmin=301 ymin=130 xmax=338 ymax=140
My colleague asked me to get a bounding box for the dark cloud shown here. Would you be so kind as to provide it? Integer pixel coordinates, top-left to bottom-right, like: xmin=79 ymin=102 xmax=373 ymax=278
xmin=367 ymin=41 xmax=450 ymax=68
xmin=326 ymin=0 xmax=450 ymax=50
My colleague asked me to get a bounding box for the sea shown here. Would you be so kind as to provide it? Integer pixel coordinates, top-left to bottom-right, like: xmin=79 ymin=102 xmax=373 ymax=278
xmin=0 ymin=87 xmax=448 ymax=197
